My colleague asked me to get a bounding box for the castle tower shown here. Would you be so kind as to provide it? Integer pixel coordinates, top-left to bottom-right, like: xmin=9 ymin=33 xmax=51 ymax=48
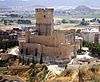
xmin=36 ymin=8 xmax=54 ymax=36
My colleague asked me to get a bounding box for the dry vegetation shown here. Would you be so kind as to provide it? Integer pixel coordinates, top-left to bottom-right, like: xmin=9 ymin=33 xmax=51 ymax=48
xmin=45 ymin=65 xmax=100 ymax=82
xmin=1 ymin=58 xmax=100 ymax=82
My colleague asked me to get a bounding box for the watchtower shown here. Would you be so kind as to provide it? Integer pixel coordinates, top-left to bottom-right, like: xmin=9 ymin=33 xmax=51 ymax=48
xmin=36 ymin=8 xmax=54 ymax=36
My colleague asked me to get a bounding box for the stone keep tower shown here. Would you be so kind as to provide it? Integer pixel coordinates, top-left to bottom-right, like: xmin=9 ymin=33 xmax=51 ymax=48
xmin=36 ymin=8 xmax=54 ymax=36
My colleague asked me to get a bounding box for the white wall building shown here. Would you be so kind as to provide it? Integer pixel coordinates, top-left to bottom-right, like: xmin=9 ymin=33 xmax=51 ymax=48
xmin=81 ymin=28 xmax=100 ymax=43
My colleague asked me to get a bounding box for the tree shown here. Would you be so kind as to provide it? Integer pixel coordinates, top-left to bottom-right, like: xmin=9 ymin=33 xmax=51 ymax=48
xmin=17 ymin=20 xmax=32 ymax=24
xmin=80 ymin=18 xmax=89 ymax=26
xmin=4 ymin=42 xmax=7 ymax=50
xmin=27 ymin=58 xmax=30 ymax=65
xmin=40 ymin=53 xmax=43 ymax=64
xmin=76 ymin=29 xmax=81 ymax=33
xmin=83 ymin=41 xmax=100 ymax=58
xmin=19 ymin=57 xmax=22 ymax=63
xmin=97 ymin=19 xmax=100 ymax=24
xmin=26 ymin=48 xmax=28 ymax=55
xmin=0 ymin=18 xmax=4 ymax=22
xmin=35 ymin=48 xmax=38 ymax=56
xmin=65 ymin=64 xmax=67 ymax=69
xmin=34 ymin=48 xmax=38 ymax=61
xmin=32 ymin=56 xmax=34 ymax=64
xmin=62 ymin=19 xmax=68 ymax=23
xmin=22 ymin=55 xmax=25 ymax=65
xmin=20 ymin=48 xmax=23 ymax=54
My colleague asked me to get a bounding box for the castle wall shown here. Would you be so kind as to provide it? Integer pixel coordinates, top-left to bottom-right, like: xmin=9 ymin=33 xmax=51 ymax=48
xmin=20 ymin=42 xmax=75 ymax=59
xmin=26 ymin=31 xmax=66 ymax=47
xmin=25 ymin=32 xmax=31 ymax=43
xmin=30 ymin=35 xmax=54 ymax=46
xmin=42 ymin=45 xmax=60 ymax=56
xmin=20 ymin=43 xmax=41 ymax=55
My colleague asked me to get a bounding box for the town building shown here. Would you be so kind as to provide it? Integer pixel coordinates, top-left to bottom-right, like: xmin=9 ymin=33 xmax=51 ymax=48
xmin=19 ymin=8 xmax=80 ymax=65
xmin=0 ymin=30 xmax=18 ymax=49
xmin=81 ymin=27 xmax=100 ymax=44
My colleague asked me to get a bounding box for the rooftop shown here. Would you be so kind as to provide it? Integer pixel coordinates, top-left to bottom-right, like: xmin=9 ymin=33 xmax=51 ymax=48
xmin=81 ymin=28 xmax=99 ymax=33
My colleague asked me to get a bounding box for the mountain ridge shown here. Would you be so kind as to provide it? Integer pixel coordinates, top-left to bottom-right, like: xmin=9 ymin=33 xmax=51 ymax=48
xmin=55 ymin=5 xmax=100 ymax=15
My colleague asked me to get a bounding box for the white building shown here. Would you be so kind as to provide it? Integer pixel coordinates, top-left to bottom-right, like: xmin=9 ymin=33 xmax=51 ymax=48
xmin=81 ymin=28 xmax=100 ymax=43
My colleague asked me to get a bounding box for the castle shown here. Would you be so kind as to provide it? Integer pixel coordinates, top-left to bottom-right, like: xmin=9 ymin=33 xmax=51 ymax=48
xmin=19 ymin=8 xmax=80 ymax=65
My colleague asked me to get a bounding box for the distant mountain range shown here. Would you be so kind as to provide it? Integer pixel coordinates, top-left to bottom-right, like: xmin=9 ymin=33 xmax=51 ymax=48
xmin=55 ymin=5 xmax=100 ymax=15
xmin=0 ymin=5 xmax=100 ymax=15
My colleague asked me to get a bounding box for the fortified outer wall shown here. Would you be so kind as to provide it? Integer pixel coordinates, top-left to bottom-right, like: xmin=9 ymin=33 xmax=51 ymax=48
xmin=19 ymin=43 xmax=41 ymax=55
xmin=19 ymin=42 xmax=77 ymax=59
xmin=19 ymin=29 xmax=77 ymax=59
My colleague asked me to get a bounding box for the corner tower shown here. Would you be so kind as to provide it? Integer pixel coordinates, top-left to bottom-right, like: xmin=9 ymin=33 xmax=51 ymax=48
xmin=36 ymin=8 xmax=54 ymax=36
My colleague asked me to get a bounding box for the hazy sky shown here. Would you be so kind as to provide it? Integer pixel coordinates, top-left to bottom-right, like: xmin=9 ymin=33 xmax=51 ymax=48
xmin=0 ymin=0 xmax=100 ymax=8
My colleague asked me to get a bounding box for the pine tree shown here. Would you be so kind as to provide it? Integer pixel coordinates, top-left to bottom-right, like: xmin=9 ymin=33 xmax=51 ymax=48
xmin=19 ymin=56 xmax=22 ymax=63
xmin=40 ymin=53 xmax=43 ymax=64
xmin=20 ymin=48 xmax=23 ymax=54
xmin=32 ymin=56 xmax=34 ymax=64
xmin=35 ymin=48 xmax=38 ymax=56
xmin=27 ymin=58 xmax=30 ymax=65
xmin=22 ymin=55 xmax=25 ymax=65
xmin=26 ymin=48 xmax=28 ymax=55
